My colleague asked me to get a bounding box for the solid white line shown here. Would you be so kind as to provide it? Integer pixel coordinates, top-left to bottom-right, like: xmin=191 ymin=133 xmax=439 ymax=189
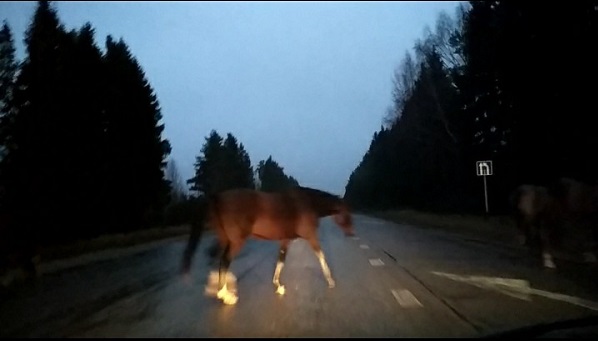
xmin=529 ymin=288 xmax=598 ymax=312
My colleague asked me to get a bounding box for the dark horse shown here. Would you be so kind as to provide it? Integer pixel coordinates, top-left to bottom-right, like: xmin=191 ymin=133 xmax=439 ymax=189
xmin=181 ymin=186 xmax=355 ymax=305
xmin=510 ymin=178 xmax=598 ymax=269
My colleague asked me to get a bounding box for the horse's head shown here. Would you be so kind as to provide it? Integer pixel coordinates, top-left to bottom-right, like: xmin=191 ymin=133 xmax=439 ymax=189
xmin=293 ymin=186 xmax=356 ymax=237
xmin=333 ymin=205 xmax=355 ymax=237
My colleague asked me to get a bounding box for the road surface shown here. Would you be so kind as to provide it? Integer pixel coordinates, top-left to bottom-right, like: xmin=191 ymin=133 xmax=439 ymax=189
xmin=1 ymin=214 xmax=598 ymax=337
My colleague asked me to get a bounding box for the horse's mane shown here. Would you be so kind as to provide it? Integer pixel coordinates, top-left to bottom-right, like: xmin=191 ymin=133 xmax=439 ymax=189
xmin=294 ymin=186 xmax=341 ymax=200
xmin=290 ymin=186 xmax=344 ymax=217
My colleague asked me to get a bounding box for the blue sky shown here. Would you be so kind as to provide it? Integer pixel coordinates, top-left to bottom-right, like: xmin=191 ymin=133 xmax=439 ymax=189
xmin=1 ymin=1 xmax=462 ymax=196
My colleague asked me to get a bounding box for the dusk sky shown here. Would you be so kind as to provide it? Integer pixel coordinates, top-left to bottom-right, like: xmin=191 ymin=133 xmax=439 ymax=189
xmin=1 ymin=1 xmax=462 ymax=196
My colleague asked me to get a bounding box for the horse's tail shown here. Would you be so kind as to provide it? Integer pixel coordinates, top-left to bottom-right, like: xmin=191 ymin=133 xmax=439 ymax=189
xmin=181 ymin=194 xmax=216 ymax=275
xmin=206 ymin=192 xmax=227 ymax=259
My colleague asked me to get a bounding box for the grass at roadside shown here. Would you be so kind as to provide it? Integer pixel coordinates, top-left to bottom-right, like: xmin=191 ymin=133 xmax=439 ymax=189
xmin=364 ymin=209 xmax=598 ymax=266
xmin=34 ymin=210 xmax=520 ymax=264
xmin=1 ymin=224 xmax=193 ymax=288
xmin=363 ymin=209 xmax=520 ymax=246
xmin=38 ymin=224 xmax=191 ymax=263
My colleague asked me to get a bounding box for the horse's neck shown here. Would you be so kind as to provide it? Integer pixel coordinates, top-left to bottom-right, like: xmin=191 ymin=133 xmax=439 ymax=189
xmin=293 ymin=187 xmax=343 ymax=217
xmin=315 ymin=202 xmax=343 ymax=218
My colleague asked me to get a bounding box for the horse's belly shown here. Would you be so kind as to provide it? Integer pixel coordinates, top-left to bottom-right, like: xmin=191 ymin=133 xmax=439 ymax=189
xmin=251 ymin=219 xmax=292 ymax=240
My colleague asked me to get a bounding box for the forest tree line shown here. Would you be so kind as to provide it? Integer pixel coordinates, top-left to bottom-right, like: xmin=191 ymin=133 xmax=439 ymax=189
xmin=0 ymin=1 xmax=299 ymax=265
xmin=344 ymin=1 xmax=598 ymax=214
xmin=5 ymin=1 xmax=596 ymax=271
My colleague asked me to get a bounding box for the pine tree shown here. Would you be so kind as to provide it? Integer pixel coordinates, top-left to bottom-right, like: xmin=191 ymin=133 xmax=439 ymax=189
xmin=3 ymin=0 xmax=71 ymax=244
xmin=57 ymin=23 xmax=107 ymax=235
xmin=256 ymin=156 xmax=299 ymax=192
xmin=188 ymin=131 xmax=255 ymax=197
xmin=222 ymin=133 xmax=255 ymax=190
xmin=0 ymin=21 xmax=18 ymax=201
xmin=188 ymin=130 xmax=224 ymax=197
xmin=102 ymin=35 xmax=171 ymax=231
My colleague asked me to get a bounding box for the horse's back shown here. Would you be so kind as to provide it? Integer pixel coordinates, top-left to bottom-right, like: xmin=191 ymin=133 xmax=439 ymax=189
xmin=210 ymin=188 xmax=315 ymax=240
xmin=252 ymin=189 xmax=319 ymax=239
xmin=211 ymin=188 xmax=261 ymax=226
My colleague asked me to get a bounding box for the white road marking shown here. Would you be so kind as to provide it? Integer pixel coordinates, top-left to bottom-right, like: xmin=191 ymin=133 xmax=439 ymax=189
xmin=431 ymin=271 xmax=531 ymax=301
xmin=369 ymin=258 xmax=385 ymax=266
xmin=392 ymin=289 xmax=423 ymax=308
xmin=431 ymin=271 xmax=598 ymax=311
xmin=351 ymin=236 xmax=360 ymax=241
xmin=359 ymin=244 xmax=370 ymax=249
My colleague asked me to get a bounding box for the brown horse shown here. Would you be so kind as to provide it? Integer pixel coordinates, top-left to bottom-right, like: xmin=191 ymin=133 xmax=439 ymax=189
xmin=181 ymin=186 xmax=355 ymax=305
xmin=511 ymin=178 xmax=598 ymax=269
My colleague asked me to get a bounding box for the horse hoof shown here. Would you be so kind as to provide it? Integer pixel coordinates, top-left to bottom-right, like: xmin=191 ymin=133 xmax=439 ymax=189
xmin=276 ymin=285 xmax=285 ymax=295
xmin=328 ymin=280 xmax=336 ymax=289
xmin=220 ymin=292 xmax=238 ymax=305
xmin=543 ymin=259 xmax=556 ymax=269
xmin=217 ymin=285 xmax=238 ymax=304
xmin=216 ymin=286 xmax=228 ymax=299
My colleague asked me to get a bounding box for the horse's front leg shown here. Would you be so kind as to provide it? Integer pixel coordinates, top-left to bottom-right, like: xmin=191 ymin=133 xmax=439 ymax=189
xmin=273 ymin=239 xmax=290 ymax=295
xmin=539 ymin=224 xmax=557 ymax=269
xmin=216 ymin=242 xmax=241 ymax=305
xmin=307 ymin=238 xmax=335 ymax=288
xmin=516 ymin=216 xmax=532 ymax=247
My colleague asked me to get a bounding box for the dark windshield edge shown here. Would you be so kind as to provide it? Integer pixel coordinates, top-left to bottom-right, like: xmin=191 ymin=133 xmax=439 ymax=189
xmin=484 ymin=314 xmax=598 ymax=338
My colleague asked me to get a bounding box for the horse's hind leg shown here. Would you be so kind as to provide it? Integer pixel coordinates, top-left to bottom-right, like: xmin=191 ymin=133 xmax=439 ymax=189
xmin=273 ymin=239 xmax=290 ymax=295
xmin=307 ymin=238 xmax=335 ymax=288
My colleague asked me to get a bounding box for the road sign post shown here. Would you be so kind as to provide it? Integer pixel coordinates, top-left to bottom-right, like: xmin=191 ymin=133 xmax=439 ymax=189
xmin=483 ymin=174 xmax=488 ymax=214
xmin=476 ymin=160 xmax=493 ymax=214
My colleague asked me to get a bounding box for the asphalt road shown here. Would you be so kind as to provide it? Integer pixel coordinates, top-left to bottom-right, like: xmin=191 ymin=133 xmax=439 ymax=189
xmin=2 ymin=214 xmax=598 ymax=337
